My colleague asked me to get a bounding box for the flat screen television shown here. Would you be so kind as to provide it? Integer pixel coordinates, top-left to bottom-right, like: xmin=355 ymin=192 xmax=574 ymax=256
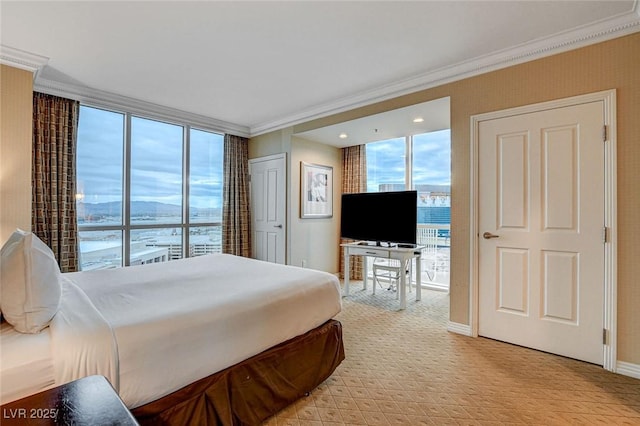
xmin=341 ymin=190 xmax=417 ymax=246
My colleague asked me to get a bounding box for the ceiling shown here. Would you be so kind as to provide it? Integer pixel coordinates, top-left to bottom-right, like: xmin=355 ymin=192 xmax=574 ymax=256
xmin=296 ymin=97 xmax=450 ymax=147
xmin=1 ymin=1 xmax=638 ymax=142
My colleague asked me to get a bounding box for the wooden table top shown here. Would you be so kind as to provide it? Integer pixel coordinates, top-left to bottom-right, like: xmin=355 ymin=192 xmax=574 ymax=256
xmin=1 ymin=375 xmax=139 ymax=425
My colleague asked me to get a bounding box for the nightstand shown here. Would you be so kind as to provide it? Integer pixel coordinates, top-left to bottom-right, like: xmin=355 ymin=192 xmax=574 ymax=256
xmin=1 ymin=375 xmax=138 ymax=425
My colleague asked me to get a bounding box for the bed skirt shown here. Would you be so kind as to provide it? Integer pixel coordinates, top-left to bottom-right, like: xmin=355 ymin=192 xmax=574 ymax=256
xmin=132 ymin=319 xmax=344 ymax=426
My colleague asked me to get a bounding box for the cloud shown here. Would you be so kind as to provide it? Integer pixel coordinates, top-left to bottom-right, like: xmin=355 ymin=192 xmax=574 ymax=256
xmin=77 ymin=106 xmax=225 ymax=208
xmin=77 ymin=107 xmax=125 ymax=202
xmin=365 ymin=130 xmax=450 ymax=191
xmin=412 ymin=131 xmax=450 ymax=185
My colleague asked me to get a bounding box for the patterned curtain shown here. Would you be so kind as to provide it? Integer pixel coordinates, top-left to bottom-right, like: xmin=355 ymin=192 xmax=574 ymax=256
xmin=340 ymin=145 xmax=367 ymax=280
xmin=222 ymin=134 xmax=251 ymax=257
xmin=32 ymin=92 xmax=80 ymax=272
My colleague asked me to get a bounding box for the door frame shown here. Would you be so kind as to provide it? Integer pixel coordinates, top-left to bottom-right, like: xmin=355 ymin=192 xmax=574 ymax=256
xmin=469 ymin=90 xmax=617 ymax=371
xmin=248 ymin=152 xmax=287 ymax=264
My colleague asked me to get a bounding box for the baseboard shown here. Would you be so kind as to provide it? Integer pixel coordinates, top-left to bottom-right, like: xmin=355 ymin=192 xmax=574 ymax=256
xmin=447 ymin=321 xmax=472 ymax=336
xmin=419 ymin=283 xmax=449 ymax=293
xmin=616 ymin=361 xmax=640 ymax=379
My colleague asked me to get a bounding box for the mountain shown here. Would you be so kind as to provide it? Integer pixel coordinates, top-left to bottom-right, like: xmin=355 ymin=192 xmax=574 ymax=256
xmin=77 ymin=201 xmax=220 ymax=219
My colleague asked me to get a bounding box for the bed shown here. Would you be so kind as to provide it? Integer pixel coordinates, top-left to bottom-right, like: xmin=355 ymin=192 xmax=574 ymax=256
xmin=0 ymin=230 xmax=344 ymax=425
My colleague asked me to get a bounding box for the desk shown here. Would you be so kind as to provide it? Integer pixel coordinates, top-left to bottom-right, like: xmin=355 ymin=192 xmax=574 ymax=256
xmin=342 ymin=242 xmax=425 ymax=310
xmin=0 ymin=375 xmax=138 ymax=425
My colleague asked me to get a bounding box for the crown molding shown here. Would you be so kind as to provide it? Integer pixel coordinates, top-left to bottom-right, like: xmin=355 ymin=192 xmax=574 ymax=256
xmin=8 ymin=3 xmax=638 ymax=139
xmin=250 ymin=5 xmax=640 ymax=137
xmin=34 ymin=77 xmax=250 ymax=137
xmin=0 ymin=45 xmax=49 ymax=78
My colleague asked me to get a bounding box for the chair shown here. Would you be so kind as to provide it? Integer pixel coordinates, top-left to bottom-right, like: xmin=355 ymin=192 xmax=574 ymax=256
xmin=372 ymin=258 xmax=411 ymax=299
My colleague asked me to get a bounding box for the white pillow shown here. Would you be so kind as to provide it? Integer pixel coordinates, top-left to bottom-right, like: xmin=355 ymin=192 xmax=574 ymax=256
xmin=0 ymin=229 xmax=62 ymax=333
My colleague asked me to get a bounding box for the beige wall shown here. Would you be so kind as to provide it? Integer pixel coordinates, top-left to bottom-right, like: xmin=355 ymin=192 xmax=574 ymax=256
xmin=249 ymin=130 xmax=342 ymax=272
xmin=290 ymin=136 xmax=341 ymax=272
xmin=0 ymin=65 xmax=33 ymax=243
xmin=257 ymin=33 xmax=640 ymax=364
xmin=248 ymin=128 xmax=292 ymax=159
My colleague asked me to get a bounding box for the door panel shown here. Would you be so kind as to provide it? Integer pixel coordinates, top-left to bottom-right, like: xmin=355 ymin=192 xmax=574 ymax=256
xmin=478 ymin=101 xmax=604 ymax=365
xmin=497 ymin=132 xmax=529 ymax=230
xmin=542 ymin=125 xmax=578 ymax=231
xmin=497 ymin=248 xmax=529 ymax=315
xmin=542 ymin=250 xmax=578 ymax=324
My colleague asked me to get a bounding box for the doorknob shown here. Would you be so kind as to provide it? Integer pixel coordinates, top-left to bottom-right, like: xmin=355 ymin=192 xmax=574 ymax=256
xmin=483 ymin=232 xmax=500 ymax=239
xmin=274 ymin=224 xmax=283 ymax=229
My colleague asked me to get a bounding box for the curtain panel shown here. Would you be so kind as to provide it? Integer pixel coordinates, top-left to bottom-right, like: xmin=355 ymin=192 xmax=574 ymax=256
xmin=340 ymin=145 xmax=367 ymax=280
xmin=32 ymin=92 xmax=80 ymax=272
xmin=222 ymin=134 xmax=251 ymax=257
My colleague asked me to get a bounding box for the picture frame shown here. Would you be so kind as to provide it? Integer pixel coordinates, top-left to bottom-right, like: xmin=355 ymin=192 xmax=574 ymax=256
xmin=301 ymin=162 xmax=333 ymax=218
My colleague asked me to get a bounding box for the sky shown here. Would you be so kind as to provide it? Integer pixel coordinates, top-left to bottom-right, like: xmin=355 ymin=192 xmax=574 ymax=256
xmin=76 ymin=106 xmax=124 ymax=204
xmin=366 ymin=129 xmax=451 ymax=193
xmin=76 ymin=106 xmax=224 ymax=211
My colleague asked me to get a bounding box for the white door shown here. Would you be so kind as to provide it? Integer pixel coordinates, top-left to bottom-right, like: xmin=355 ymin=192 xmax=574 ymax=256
xmin=249 ymin=154 xmax=286 ymax=264
xmin=478 ymin=101 xmax=605 ymax=364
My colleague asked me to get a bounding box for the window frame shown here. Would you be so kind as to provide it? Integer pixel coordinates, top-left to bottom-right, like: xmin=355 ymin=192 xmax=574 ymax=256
xmin=76 ymin=103 xmax=224 ymax=268
xmin=366 ymin=132 xmax=451 ymax=192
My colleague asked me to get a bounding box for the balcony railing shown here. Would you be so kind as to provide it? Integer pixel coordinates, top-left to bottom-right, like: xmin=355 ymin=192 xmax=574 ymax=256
xmin=416 ymin=223 xmax=450 ymax=291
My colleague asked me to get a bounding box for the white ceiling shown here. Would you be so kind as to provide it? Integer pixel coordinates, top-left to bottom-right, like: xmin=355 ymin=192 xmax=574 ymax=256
xmin=296 ymin=97 xmax=450 ymax=147
xmin=1 ymin=1 xmax=638 ymax=141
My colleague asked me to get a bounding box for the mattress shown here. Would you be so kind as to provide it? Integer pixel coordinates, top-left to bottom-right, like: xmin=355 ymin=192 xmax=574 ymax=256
xmin=61 ymin=253 xmax=342 ymax=408
xmin=1 ymin=254 xmax=341 ymax=408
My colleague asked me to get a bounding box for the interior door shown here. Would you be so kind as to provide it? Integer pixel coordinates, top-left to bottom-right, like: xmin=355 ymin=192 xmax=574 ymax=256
xmin=478 ymin=101 xmax=605 ymax=364
xmin=249 ymin=154 xmax=286 ymax=264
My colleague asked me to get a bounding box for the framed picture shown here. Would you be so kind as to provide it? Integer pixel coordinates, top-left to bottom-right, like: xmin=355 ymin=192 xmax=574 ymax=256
xmin=301 ymin=162 xmax=333 ymax=218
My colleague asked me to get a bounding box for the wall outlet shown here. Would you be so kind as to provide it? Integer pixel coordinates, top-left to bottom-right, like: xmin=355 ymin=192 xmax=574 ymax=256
xmin=301 ymin=260 xmax=307 ymax=268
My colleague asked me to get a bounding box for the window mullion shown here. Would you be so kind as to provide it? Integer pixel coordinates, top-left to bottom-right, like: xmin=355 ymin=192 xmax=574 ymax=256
xmin=406 ymin=135 xmax=413 ymax=190
xmin=183 ymin=126 xmax=190 ymax=258
xmin=123 ymin=113 xmax=132 ymax=267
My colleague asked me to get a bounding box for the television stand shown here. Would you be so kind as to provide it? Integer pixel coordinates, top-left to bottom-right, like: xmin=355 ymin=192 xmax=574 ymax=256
xmin=341 ymin=241 xmax=425 ymax=310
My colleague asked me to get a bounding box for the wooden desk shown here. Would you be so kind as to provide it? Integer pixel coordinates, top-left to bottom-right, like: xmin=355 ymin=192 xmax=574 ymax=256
xmin=1 ymin=375 xmax=138 ymax=425
xmin=342 ymin=242 xmax=425 ymax=310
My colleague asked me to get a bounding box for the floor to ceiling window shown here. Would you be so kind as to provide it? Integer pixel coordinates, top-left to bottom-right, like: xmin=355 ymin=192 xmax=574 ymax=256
xmin=365 ymin=129 xmax=451 ymax=290
xmin=412 ymin=129 xmax=451 ymax=290
xmin=366 ymin=137 xmax=406 ymax=192
xmin=76 ymin=105 xmax=223 ymax=270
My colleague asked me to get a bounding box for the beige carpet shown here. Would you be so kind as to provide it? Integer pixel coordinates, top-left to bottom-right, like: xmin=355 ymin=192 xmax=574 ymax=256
xmin=265 ymin=283 xmax=640 ymax=425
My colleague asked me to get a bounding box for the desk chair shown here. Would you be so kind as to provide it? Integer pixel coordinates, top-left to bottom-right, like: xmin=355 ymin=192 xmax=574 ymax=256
xmin=372 ymin=258 xmax=411 ymax=299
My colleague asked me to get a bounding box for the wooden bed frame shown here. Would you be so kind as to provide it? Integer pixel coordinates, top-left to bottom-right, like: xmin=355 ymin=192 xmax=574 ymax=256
xmin=132 ymin=319 xmax=344 ymax=425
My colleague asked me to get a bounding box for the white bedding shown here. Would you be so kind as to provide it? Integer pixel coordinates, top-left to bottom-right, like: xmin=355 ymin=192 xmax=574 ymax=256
xmin=49 ymin=275 xmax=119 ymax=392
xmin=0 ymin=322 xmax=55 ymax=403
xmin=1 ymin=254 xmax=341 ymax=408
xmin=0 ymin=277 xmax=118 ymax=405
